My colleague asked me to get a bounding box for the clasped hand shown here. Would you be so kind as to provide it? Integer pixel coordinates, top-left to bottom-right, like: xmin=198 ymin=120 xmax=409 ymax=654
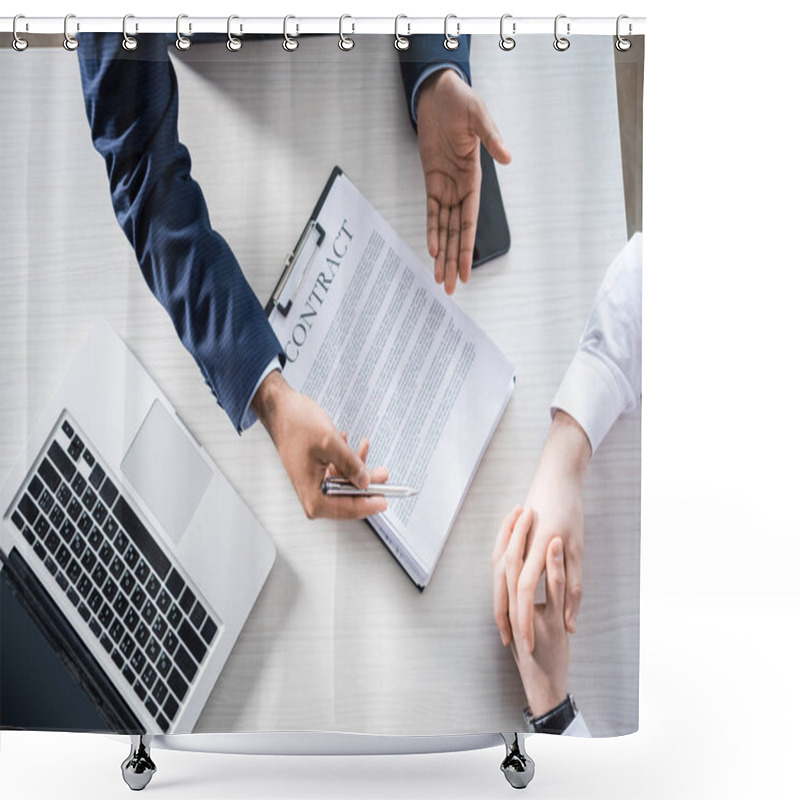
xmin=492 ymin=411 xmax=591 ymax=654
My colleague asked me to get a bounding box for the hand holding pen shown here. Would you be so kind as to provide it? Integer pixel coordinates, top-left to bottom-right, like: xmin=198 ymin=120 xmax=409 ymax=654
xmin=252 ymin=373 xmax=390 ymax=520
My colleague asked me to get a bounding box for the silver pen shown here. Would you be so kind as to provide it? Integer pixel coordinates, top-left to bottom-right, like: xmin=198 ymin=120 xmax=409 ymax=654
xmin=321 ymin=477 xmax=419 ymax=498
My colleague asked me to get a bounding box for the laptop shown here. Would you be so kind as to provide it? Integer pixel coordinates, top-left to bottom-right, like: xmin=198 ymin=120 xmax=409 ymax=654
xmin=0 ymin=321 xmax=276 ymax=734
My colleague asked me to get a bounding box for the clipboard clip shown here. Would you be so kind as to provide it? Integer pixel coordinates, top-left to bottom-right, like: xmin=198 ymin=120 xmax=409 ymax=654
xmin=271 ymin=219 xmax=326 ymax=316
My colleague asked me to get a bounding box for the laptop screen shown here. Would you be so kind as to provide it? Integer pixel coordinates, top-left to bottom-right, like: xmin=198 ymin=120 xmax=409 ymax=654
xmin=0 ymin=550 xmax=140 ymax=733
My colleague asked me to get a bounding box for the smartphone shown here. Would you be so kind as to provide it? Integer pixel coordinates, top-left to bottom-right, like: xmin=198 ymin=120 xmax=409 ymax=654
xmin=473 ymin=144 xmax=511 ymax=268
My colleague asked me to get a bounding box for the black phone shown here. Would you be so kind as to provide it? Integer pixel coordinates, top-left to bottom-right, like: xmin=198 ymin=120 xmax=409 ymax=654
xmin=473 ymin=144 xmax=511 ymax=268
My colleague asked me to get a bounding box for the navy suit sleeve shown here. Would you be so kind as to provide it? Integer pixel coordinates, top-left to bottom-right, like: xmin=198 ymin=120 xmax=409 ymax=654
xmin=398 ymin=35 xmax=472 ymax=130
xmin=77 ymin=34 xmax=283 ymax=432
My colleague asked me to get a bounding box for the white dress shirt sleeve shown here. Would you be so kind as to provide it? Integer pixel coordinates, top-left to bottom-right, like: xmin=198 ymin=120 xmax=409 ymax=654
xmin=551 ymin=232 xmax=642 ymax=454
xmin=562 ymin=711 xmax=593 ymax=737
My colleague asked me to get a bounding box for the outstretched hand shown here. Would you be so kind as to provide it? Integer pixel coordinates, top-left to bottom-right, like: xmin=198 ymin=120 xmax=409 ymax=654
xmin=416 ymin=69 xmax=511 ymax=294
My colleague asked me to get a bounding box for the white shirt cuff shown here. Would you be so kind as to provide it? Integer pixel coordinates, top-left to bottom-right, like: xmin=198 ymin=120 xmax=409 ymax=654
xmin=562 ymin=711 xmax=592 ymax=738
xmin=238 ymin=355 xmax=282 ymax=433
xmin=551 ymin=348 xmax=635 ymax=455
xmin=410 ymin=64 xmax=470 ymax=124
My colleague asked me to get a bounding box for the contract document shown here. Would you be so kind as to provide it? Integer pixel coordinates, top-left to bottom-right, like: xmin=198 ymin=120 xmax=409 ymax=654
xmin=267 ymin=169 xmax=514 ymax=588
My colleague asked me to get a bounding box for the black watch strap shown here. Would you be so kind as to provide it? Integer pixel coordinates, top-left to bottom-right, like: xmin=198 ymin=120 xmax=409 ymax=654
xmin=524 ymin=694 xmax=578 ymax=734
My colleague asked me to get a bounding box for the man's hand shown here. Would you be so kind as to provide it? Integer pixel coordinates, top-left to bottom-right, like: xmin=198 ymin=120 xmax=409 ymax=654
xmin=416 ymin=68 xmax=511 ymax=294
xmin=493 ymin=411 xmax=591 ymax=653
xmin=251 ymin=371 xmax=388 ymax=520
xmin=494 ymin=520 xmax=570 ymax=717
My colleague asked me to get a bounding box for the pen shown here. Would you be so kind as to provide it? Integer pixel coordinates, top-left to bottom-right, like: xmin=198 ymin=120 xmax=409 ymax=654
xmin=321 ymin=477 xmax=419 ymax=498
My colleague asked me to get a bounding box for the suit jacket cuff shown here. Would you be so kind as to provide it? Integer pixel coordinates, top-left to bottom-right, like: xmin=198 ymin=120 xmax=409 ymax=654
xmin=409 ymin=64 xmax=470 ymax=125
xmin=398 ymin=34 xmax=472 ymax=130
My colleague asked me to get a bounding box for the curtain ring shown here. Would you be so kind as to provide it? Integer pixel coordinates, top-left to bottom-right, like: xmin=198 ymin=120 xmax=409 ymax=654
xmin=283 ymin=15 xmax=298 ymax=51
xmin=63 ymin=14 xmax=79 ymax=51
xmin=121 ymin=14 xmax=138 ymax=51
xmin=499 ymin=14 xmax=516 ymax=51
xmin=553 ymin=14 xmax=570 ymax=51
xmin=394 ymin=15 xmax=410 ymax=51
xmin=176 ymin=14 xmax=191 ymax=51
xmin=226 ymin=15 xmax=242 ymax=51
xmin=12 ymin=14 xmax=28 ymax=51
xmin=615 ymin=15 xmax=632 ymax=51
xmin=443 ymin=14 xmax=460 ymax=51
xmin=339 ymin=14 xmax=355 ymax=51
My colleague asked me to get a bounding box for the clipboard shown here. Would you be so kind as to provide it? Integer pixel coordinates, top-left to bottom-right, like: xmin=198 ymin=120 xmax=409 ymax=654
xmin=265 ymin=166 xmax=343 ymax=318
xmin=265 ymin=158 xmax=511 ymax=319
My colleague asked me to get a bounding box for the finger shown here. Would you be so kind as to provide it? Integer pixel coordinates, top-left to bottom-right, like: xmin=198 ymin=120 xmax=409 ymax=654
xmin=504 ymin=506 xmax=533 ymax=639
xmin=356 ymin=438 xmax=389 ymax=484
xmin=544 ymin=537 xmax=566 ymax=623
xmin=492 ymin=505 xmax=523 ymax=563
xmin=516 ymin=532 xmax=548 ymax=654
xmin=458 ymin=189 xmax=479 ymax=285
xmin=369 ymin=466 xmax=389 ymax=484
xmin=315 ymin=493 xmax=388 ymax=520
xmin=327 ymin=432 xmax=350 ymax=478
xmin=474 ymin=103 xmax=512 ymax=165
xmin=435 ymin=204 xmax=450 ymax=286
xmin=427 ymin=196 xmax=440 ymax=259
xmin=444 ymin=204 xmax=461 ymax=295
xmin=492 ymin=506 xmax=523 ymax=646
xmin=564 ymin=540 xmax=584 ymax=634
xmin=317 ymin=432 xmax=370 ymax=489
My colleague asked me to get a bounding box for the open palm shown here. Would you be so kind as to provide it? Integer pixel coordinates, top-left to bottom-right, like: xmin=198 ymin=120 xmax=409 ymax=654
xmin=416 ymin=69 xmax=511 ymax=294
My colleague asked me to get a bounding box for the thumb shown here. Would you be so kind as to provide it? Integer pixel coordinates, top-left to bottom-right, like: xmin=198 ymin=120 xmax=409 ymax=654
xmin=320 ymin=433 xmax=370 ymax=489
xmin=473 ymin=101 xmax=512 ymax=165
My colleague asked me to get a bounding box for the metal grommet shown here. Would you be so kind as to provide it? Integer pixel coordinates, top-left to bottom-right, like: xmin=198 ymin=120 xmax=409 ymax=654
xmin=283 ymin=15 xmax=298 ymax=52
xmin=394 ymin=15 xmax=410 ymax=51
xmin=338 ymin=14 xmax=354 ymax=51
xmin=176 ymin=13 xmax=191 ymax=50
xmin=122 ymin=14 xmax=138 ymax=51
xmin=499 ymin=14 xmax=516 ymax=51
xmin=63 ymin=13 xmax=79 ymax=51
xmin=226 ymin=15 xmax=242 ymax=52
xmin=615 ymin=14 xmax=632 ymax=51
xmin=444 ymin=14 xmax=459 ymax=51
xmin=553 ymin=14 xmax=570 ymax=51
xmin=12 ymin=14 xmax=29 ymax=51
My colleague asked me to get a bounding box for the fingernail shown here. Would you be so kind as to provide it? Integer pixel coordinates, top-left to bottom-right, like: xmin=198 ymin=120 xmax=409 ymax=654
xmin=357 ymin=468 xmax=369 ymax=489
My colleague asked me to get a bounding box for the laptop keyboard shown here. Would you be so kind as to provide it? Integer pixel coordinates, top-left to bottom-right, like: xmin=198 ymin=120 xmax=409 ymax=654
xmin=8 ymin=415 xmax=219 ymax=732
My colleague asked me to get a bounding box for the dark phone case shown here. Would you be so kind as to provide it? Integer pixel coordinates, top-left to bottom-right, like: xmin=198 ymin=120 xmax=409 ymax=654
xmin=473 ymin=145 xmax=511 ymax=268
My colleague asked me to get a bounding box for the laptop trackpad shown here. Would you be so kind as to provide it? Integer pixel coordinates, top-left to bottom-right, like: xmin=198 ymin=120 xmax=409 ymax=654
xmin=121 ymin=400 xmax=212 ymax=545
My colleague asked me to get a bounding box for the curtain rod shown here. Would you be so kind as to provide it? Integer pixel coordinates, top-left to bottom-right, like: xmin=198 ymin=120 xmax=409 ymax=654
xmin=1 ymin=15 xmax=645 ymax=37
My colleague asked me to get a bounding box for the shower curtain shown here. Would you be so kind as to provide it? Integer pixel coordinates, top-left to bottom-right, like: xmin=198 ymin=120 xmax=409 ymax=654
xmin=0 ymin=25 xmax=643 ymax=742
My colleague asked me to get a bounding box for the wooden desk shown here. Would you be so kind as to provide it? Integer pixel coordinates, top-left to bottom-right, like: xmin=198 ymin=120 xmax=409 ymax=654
xmin=0 ymin=34 xmax=638 ymax=737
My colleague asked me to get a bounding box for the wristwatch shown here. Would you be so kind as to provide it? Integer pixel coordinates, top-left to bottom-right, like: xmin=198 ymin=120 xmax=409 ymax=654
xmin=523 ymin=694 xmax=578 ymax=734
